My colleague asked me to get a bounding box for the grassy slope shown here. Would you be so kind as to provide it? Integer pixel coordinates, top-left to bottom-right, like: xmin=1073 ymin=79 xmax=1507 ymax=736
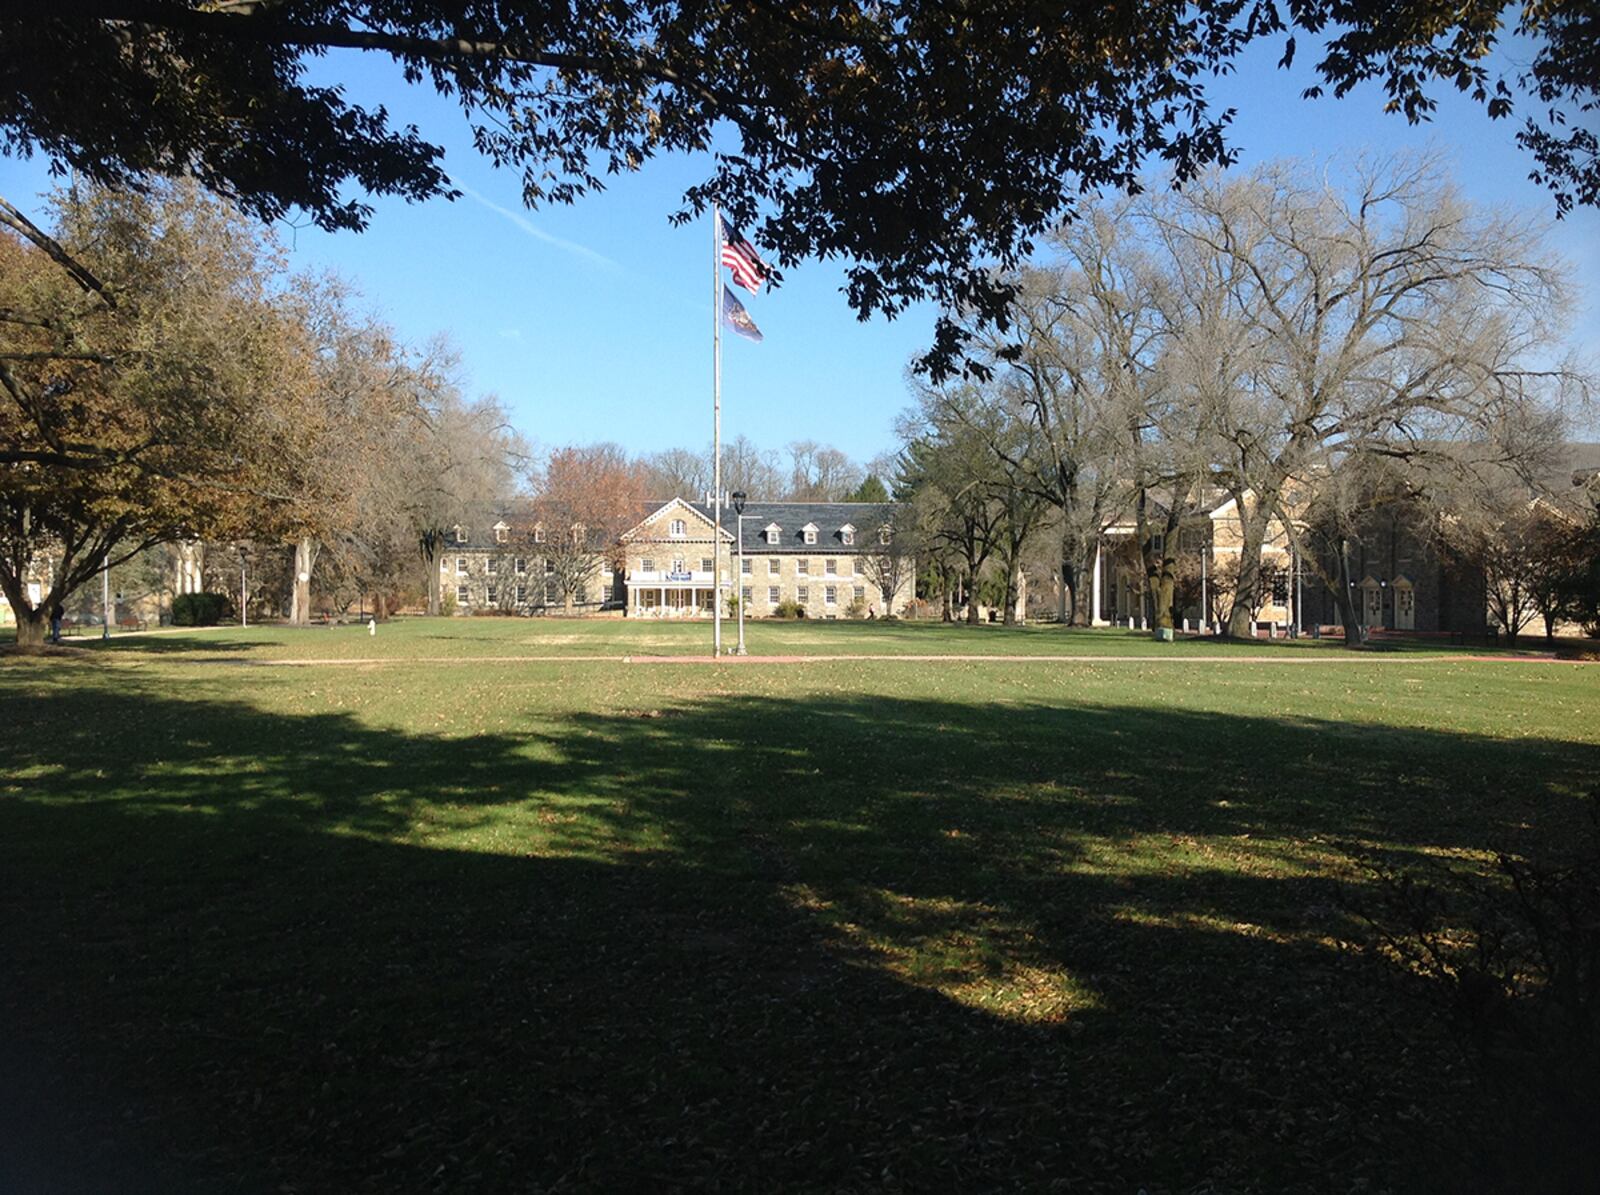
xmin=3 ymin=622 xmax=1597 ymax=1192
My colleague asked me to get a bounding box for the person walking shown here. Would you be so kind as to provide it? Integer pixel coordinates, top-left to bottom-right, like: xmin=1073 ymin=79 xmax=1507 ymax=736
xmin=49 ymin=601 xmax=63 ymax=645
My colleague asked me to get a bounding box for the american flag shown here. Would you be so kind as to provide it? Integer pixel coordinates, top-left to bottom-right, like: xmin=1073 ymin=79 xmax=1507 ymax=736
xmin=720 ymin=226 xmax=768 ymax=293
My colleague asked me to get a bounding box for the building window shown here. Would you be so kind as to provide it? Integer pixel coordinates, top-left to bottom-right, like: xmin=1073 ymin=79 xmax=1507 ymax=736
xmin=486 ymin=556 xmax=498 ymax=575
xmin=701 ymin=557 xmax=714 ymax=573
xmin=798 ymin=558 xmax=810 ymax=575
xmin=516 ymin=584 xmax=527 ymax=604
xmin=842 ymin=529 xmax=855 ymax=546
xmin=495 ymin=524 xmax=508 ymax=543
xmin=764 ymin=524 xmax=780 ymax=544
xmin=768 ymin=586 xmax=779 ymax=604
xmin=768 ymin=558 xmax=780 ymax=575
xmin=486 ymin=585 xmax=498 ymax=604
xmin=797 ymin=586 xmax=809 ymax=604
xmin=672 ymin=557 xmax=686 ymax=575
xmin=825 ymin=558 xmax=837 ymax=575
xmin=533 ymin=525 xmax=545 ymax=544
xmin=453 ymin=526 xmax=466 ymax=544
xmin=670 ymin=518 xmax=687 ymax=538
xmin=456 ymin=585 xmax=469 ymax=604
xmin=545 ymin=558 xmax=555 ymax=575
xmin=804 ymin=527 xmax=817 ymax=545
xmin=742 ymin=586 xmax=752 ymax=604
xmin=455 ymin=557 xmax=467 ymax=576
xmin=825 ymin=586 xmax=837 ymax=605
xmin=642 ymin=558 xmax=654 ymax=573
xmin=515 ymin=557 xmax=526 ymax=575
xmin=854 ymin=585 xmax=866 ymax=603
xmin=879 ymin=526 xmax=892 ymax=545
xmin=741 ymin=557 xmax=752 ymax=574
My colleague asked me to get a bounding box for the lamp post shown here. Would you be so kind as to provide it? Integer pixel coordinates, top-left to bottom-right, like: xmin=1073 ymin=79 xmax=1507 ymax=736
xmin=731 ymin=491 xmax=748 ymax=655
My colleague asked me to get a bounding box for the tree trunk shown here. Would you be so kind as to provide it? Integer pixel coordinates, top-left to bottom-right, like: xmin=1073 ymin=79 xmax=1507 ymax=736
xmin=941 ymin=569 xmax=954 ymax=622
xmin=564 ymin=592 xmax=575 ymax=615
xmin=1152 ymin=570 xmax=1177 ymax=631
xmin=290 ymin=535 xmax=319 ymax=627
xmin=1002 ymin=569 xmax=1018 ymax=626
xmin=966 ymin=565 xmax=982 ymax=625
xmin=375 ymin=592 xmax=389 ymax=621
xmin=425 ymin=554 xmax=440 ymax=616
xmin=13 ymin=608 xmax=47 ymax=647
xmin=1332 ymin=539 xmax=1362 ymax=647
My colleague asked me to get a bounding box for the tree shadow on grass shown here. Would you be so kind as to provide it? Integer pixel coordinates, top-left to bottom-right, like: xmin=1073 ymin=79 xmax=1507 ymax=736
xmin=1 ymin=673 xmax=1595 ymax=1192
xmin=92 ymin=636 xmax=284 ymax=655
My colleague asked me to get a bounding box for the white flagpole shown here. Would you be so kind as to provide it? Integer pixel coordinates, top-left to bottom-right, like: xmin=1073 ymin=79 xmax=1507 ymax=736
xmin=712 ymin=207 xmax=723 ymax=655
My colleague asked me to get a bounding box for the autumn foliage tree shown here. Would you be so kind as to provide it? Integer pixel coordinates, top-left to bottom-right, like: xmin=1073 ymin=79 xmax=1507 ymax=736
xmin=531 ymin=443 xmax=649 ymax=613
xmin=0 ymin=181 xmax=312 ymax=645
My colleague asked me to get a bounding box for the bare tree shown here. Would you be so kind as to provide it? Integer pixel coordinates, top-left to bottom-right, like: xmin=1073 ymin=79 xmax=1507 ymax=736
xmin=721 ymin=434 xmax=784 ymax=500
xmin=1153 ymin=153 xmax=1581 ymax=640
xmin=786 ymin=440 xmax=863 ymax=502
xmin=643 ymin=447 xmax=708 ymax=501
xmin=860 ymin=508 xmax=913 ymax=619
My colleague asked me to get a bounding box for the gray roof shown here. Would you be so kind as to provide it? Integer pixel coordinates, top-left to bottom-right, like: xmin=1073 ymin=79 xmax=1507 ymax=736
xmin=444 ymin=499 xmax=537 ymax=552
xmin=687 ymin=501 xmax=896 ymax=553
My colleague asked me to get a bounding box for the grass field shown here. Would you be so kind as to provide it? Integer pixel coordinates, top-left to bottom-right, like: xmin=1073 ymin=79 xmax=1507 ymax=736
xmin=3 ymin=619 xmax=1597 ymax=1191
xmin=89 ymin=615 xmax=1502 ymax=660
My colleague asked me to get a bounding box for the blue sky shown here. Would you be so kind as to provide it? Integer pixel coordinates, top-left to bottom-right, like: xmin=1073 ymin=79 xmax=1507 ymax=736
xmin=2 ymin=36 xmax=1595 ymax=463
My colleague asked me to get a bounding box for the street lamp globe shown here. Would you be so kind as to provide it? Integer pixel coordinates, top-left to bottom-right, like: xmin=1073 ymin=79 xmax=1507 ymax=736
xmin=731 ymin=491 xmax=747 ymax=515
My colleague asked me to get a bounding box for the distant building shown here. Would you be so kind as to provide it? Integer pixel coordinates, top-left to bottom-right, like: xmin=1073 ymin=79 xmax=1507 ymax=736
xmin=438 ymin=497 xmax=912 ymax=619
xmin=619 ymin=498 xmax=912 ymax=618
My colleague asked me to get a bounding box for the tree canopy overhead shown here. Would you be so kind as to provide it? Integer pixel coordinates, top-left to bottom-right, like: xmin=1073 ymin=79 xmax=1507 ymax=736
xmin=2 ymin=2 xmax=1594 ymax=373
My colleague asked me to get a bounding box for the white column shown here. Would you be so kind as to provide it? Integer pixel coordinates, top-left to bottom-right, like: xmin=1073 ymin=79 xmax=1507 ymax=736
xmin=1090 ymin=540 xmax=1104 ymax=626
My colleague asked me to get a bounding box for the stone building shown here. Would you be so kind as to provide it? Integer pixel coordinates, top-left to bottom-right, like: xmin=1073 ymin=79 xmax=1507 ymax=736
xmin=1091 ymin=491 xmax=1299 ymax=630
xmin=438 ymin=497 xmax=912 ymax=619
xmin=438 ymin=505 xmax=622 ymax=614
xmin=619 ymin=498 xmax=913 ymax=618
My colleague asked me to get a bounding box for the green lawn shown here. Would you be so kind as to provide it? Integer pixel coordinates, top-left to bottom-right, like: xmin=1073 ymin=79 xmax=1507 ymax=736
xmin=93 ymin=613 xmax=1503 ymax=660
xmin=3 ymin=620 xmax=1597 ymax=1191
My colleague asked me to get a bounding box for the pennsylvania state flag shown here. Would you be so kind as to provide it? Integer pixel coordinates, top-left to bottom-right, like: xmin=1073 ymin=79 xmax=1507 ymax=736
xmin=721 ymin=285 xmax=763 ymax=343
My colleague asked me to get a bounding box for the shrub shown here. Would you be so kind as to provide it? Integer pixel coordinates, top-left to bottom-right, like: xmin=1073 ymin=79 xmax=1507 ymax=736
xmin=171 ymin=592 xmax=234 ymax=626
xmin=439 ymin=593 xmax=457 ymax=617
xmin=773 ymin=599 xmax=805 ymax=619
xmin=845 ymin=596 xmax=868 ymax=619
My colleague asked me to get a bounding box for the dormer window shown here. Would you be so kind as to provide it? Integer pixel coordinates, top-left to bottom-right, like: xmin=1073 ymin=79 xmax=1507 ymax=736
xmin=802 ymin=523 xmax=818 ymax=545
xmin=494 ymin=521 xmax=509 ymax=544
xmin=533 ymin=524 xmax=546 ymax=544
xmin=840 ymin=523 xmax=856 ymax=546
xmin=453 ymin=525 xmax=466 ymax=545
xmin=764 ymin=523 xmax=781 ymax=545
xmin=669 ymin=518 xmax=687 ymax=539
xmin=879 ymin=525 xmax=893 ymax=545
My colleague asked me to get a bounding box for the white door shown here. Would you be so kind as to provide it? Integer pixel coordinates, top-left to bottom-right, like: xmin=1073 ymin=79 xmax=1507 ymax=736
xmin=1394 ymin=583 xmax=1415 ymax=630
